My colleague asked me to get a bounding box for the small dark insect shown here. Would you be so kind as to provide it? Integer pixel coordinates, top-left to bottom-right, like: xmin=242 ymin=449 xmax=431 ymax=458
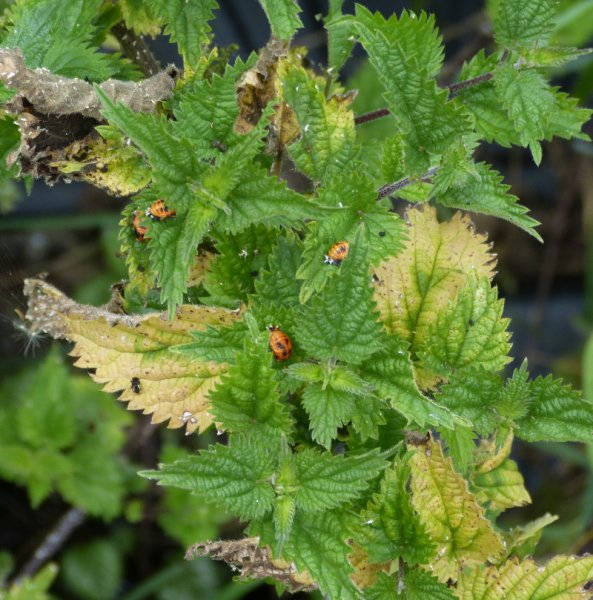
xmin=324 ymin=241 xmax=350 ymax=265
xmin=132 ymin=211 xmax=148 ymax=242
xmin=469 ymin=319 xmax=475 ymax=327
xmin=131 ymin=377 xmax=141 ymax=394
xmin=250 ymin=270 xmax=259 ymax=277
xmin=146 ymin=199 xmax=176 ymax=221
xmin=378 ymin=231 xmax=386 ymax=237
xmin=267 ymin=325 xmax=293 ymax=361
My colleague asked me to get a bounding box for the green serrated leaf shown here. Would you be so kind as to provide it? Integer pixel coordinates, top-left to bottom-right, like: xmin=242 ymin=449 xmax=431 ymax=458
xmin=282 ymin=64 xmax=358 ymax=182
xmin=258 ymin=0 xmax=302 ymax=40
xmin=543 ymin=88 xmax=592 ymax=143
xmin=325 ymin=0 xmax=355 ymax=73
xmin=215 ymin=166 xmax=326 ymax=234
xmin=4 ymin=0 xmax=119 ymax=81
xmin=367 ymin=569 xmax=455 ymax=600
xmin=301 ymin=384 xmax=356 ymax=449
xmin=251 ymin=510 xmax=361 ymax=600
xmin=296 ymin=231 xmax=385 ymax=365
xmin=146 ymin=0 xmax=217 ymax=67
xmin=141 ymin=429 xmax=280 ymax=521
xmin=436 ymin=369 xmax=502 ymax=436
xmin=256 ymin=236 xmax=303 ymax=307
xmin=294 ymin=448 xmax=388 ymax=513
xmin=439 ymin=425 xmax=476 ymax=474
xmin=173 ymin=55 xmax=254 ymax=153
xmin=522 ymin=45 xmax=592 ymax=67
xmin=498 ymin=361 xmax=531 ymax=420
xmin=419 ymin=276 xmax=513 ymax=378
xmin=351 ymin=6 xmax=471 ymax=173
xmin=97 ymin=88 xmax=198 ymax=184
xmin=297 ymin=173 xmax=407 ymax=303
xmin=173 ymin=321 xmax=247 ymax=364
xmin=360 ymin=454 xmax=436 ymax=565
xmin=456 ymin=51 xmax=519 ymax=147
xmin=494 ymin=65 xmax=555 ymax=163
xmin=363 ymin=335 xmax=464 ymax=430
xmin=151 ymin=196 xmax=216 ymax=316
xmin=202 ymin=225 xmax=277 ymax=307
xmin=434 ymin=162 xmax=542 ymax=240
xmin=515 ymin=374 xmax=593 ymax=442
xmin=494 ymin=0 xmax=558 ymax=49
xmin=208 ymin=336 xmax=293 ymax=434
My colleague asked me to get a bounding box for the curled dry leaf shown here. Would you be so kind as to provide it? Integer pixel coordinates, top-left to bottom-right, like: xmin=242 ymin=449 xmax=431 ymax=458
xmin=186 ymin=537 xmax=316 ymax=593
xmin=0 ymin=48 xmax=177 ymax=119
xmin=23 ymin=278 xmax=241 ymax=434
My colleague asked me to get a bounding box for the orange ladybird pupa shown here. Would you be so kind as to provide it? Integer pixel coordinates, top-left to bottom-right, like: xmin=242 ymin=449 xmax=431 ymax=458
xmin=132 ymin=211 xmax=148 ymax=242
xmin=146 ymin=199 xmax=176 ymax=221
xmin=267 ymin=325 xmax=293 ymax=361
xmin=323 ymin=241 xmax=349 ymax=265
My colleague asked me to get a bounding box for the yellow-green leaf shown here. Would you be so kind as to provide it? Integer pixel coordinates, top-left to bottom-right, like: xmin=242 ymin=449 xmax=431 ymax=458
xmin=473 ymin=458 xmax=531 ymax=514
xmin=409 ymin=438 xmax=504 ymax=582
xmin=455 ymin=555 xmax=593 ymax=600
xmin=23 ymin=278 xmax=241 ymax=434
xmin=373 ymin=206 xmax=495 ymax=360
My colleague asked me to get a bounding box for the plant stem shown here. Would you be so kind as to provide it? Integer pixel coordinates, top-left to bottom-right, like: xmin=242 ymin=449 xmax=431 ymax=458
xmin=377 ymin=166 xmax=438 ymax=199
xmin=112 ymin=22 xmax=161 ymax=77
xmin=11 ymin=507 xmax=85 ymax=584
xmin=354 ymin=72 xmax=493 ymax=125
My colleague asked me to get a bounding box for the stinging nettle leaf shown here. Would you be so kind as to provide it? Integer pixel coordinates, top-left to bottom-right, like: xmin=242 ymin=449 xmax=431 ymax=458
xmin=362 ymin=335 xmax=465 ymax=430
xmin=456 ymin=555 xmax=593 ymax=599
xmin=294 ymin=448 xmax=388 ymax=513
xmin=473 ymin=457 xmax=531 ymax=515
xmin=282 ymin=64 xmax=358 ymax=183
xmin=258 ymin=0 xmax=303 ymax=40
xmin=373 ymin=205 xmax=496 ymax=361
xmin=410 ymin=438 xmax=505 ymax=582
xmin=494 ymin=65 xmax=555 ymax=165
xmin=515 ymin=374 xmax=593 ymax=442
xmin=360 ymin=454 xmax=436 ymax=565
xmin=141 ymin=429 xmax=280 ymax=521
xmin=418 ymin=276 xmax=513 ymax=382
xmin=296 ymin=230 xmax=385 ymax=365
xmin=494 ymin=0 xmax=558 ymax=49
xmin=301 ymin=384 xmax=355 ymax=449
xmin=146 ymin=0 xmax=218 ymax=67
xmin=434 ymin=162 xmax=542 ymax=241
xmin=208 ymin=336 xmax=293 ymax=435
xmin=350 ymin=6 xmax=472 ymax=173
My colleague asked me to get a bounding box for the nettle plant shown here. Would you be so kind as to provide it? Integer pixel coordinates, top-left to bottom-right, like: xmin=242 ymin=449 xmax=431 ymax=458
xmin=5 ymin=0 xmax=593 ymax=597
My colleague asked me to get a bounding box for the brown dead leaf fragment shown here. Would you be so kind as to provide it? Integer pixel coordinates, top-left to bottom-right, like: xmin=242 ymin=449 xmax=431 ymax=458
xmin=186 ymin=537 xmax=316 ymax=593
xmin=235 ymin=37 xmax=289 ymax=135
xmin=23 ymin=278 xmax=241 ymax=434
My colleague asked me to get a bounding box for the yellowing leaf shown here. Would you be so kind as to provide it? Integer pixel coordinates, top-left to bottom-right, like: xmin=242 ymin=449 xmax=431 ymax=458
xmin=410 ymin=438 xmax=504 ymax=582
xmin=373 ymin=206 xmax=495 ymax=357
xmin=24 ymin=278 xmax=241 ymax=434
xmin=455 ymin=555 xmax=593 ymax=600
xmin=473 ymin=459 xmax=531 ymax=514
xmin=348 ymin=543 xmax=388 ymax=590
